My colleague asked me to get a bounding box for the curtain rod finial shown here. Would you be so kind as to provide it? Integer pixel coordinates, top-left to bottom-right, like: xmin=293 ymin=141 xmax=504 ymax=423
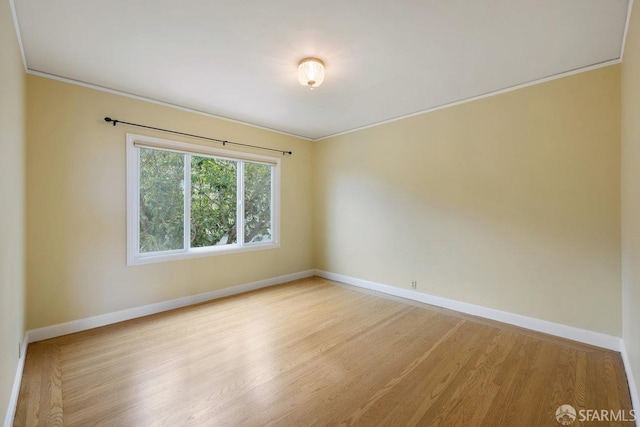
xmin=104 ymin=117 xmax=117 ymax=126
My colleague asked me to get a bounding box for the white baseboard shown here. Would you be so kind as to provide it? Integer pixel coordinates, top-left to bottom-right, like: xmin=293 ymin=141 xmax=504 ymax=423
xmin=4 ymin=338 xmax=27 ymax=427
xmin=8 ymin=270 xmax=313 ymax=426
xmin=26 ymin=270 xmax=314 ymax=344
xmin=621 ymin=341 xmax=640 ymax=424
xmin=315 ymin=270 xmax=622 ymax=352
xmin=10 ymin=269 xmax=636 ymax=425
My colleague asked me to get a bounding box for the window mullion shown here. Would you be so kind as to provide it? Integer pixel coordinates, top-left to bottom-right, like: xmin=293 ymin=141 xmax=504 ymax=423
xmin=237 ymin=161 xmax=244 ymax=246
xmin=184 ymin=154 xmax=191 ymax=251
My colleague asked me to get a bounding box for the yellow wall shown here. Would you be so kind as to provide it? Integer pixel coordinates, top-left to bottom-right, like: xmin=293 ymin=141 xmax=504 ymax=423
xmin=622 ymin=1 xmax=640 ymax=405
xmin=0 ymin=0 xmax=26 ymax=423
xmin=26 ymin=75 xmax=313 ymax=329
xmin=314 ymin=65 xmax=621 ymax=336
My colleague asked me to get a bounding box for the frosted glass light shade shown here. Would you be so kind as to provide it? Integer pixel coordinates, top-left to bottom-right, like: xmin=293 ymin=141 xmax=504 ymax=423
xmin=298 ymin=58 xmax=325 ymax=88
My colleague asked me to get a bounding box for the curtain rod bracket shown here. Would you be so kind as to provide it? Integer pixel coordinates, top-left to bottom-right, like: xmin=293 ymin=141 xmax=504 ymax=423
xmin=104 ymin=117 xmax=118 ymax=126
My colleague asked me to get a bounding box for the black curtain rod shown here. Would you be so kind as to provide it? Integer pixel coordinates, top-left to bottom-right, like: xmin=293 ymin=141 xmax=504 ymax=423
xmin=104 ymin=117 xmax=292 ymax=155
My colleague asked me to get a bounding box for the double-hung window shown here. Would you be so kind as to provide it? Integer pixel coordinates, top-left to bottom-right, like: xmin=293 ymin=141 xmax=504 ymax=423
xmin=126 ymin=133 xmax=280 ymax=265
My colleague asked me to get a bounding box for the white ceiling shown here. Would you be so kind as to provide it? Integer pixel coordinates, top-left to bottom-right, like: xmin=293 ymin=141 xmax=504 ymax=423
xmin=13 ymin=0 xmax=630 ymax=140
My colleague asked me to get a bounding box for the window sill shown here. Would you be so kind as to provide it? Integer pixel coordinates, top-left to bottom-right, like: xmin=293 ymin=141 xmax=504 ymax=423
xmin=128 ymin=241 xmax=280 ymax=266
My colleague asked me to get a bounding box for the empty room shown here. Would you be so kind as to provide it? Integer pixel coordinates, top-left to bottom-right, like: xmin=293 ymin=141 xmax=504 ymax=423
xmin=1 ymin=0 xmax=640 ymax=426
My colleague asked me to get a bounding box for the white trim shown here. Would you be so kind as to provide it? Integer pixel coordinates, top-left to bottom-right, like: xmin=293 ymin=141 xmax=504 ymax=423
xmin=4 ymin=338 xmax=27 ymax=427
xmin=130 ymin=241 xmax=281 ymax=266
xmin=315 ymin=270 xmax=622 ymax=351
xmin=27 ymin=59 xmax=620 ymax=142
xmin=9 ymin=0 xmax=27 ymax=72
xmin=621 ymin=341 xmax=640 ymax=423
xmin=621 ymin=0 xmax=635 ymax=61
xmin=126 ymin=133 xmax=281 ymax=265
xmin=26 ymin=270 xmax=314 ymax=344
xmin=25 ymin=70 xmax=313 ymax=141
xmin=314 ymin=59 xmax=621 ymax=141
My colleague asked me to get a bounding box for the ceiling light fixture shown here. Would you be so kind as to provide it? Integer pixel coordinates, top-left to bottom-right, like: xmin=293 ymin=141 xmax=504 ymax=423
xmin=298 ymin=57 xmax=325 ymax=89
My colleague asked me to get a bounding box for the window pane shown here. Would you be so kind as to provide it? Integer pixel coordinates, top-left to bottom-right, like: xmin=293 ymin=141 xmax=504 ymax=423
xmin=139 ymin=148 xmax=185 ymax=253
xmin=244 ymin=162 xmax=272 ymax=243
xmin=191 ymin=156 xmax=237 ymax=247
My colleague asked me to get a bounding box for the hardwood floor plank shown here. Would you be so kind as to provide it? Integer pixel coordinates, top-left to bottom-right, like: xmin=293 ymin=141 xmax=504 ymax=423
xmin=13 ymin=277 xmax=634 ymax=426
xmin=13 ymin=342 xmax=63 ymax=427
xmin=252 ymin=311 xmax=462 ymax=426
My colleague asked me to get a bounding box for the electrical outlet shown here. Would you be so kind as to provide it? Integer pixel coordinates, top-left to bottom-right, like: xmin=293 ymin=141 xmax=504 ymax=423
xmin=411 ymin=280 xmax=417 ymax=290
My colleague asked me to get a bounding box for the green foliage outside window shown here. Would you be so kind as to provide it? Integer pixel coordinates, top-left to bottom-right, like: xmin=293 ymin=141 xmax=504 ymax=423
xmin=190 ymin=156 xmax=237 ymax=247
xmin=244 ymin=162 xmax=272 ymax=243
xmin=139 ymin=147 xmax=272 ymax=253
xmin=139 ymin=148 xmax=184 ymax=253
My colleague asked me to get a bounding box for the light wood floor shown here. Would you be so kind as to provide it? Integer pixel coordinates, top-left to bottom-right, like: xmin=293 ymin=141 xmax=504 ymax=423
xmin=14 ymin=277 xmax=634 ymax=426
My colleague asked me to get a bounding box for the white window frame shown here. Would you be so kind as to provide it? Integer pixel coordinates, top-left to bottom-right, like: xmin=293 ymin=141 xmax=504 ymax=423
xmin=126 ymin=133 xmax=280 ymax=265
